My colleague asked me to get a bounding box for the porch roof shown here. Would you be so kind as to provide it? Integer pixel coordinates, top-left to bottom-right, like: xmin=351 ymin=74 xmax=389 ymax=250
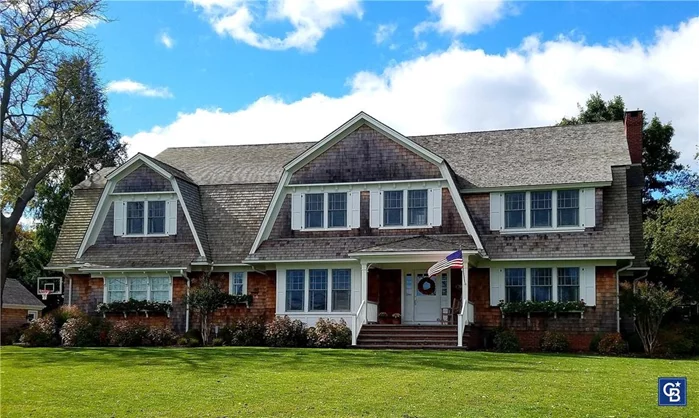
xmin=246 ymin=234 xmax=476 ymax=262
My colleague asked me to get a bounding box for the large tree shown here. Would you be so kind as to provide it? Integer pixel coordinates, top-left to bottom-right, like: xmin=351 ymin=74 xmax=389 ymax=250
xmin=559 ymin=92 xmax=684 ymax=206
xmin=1 ymin=0 xmax=107 ymax=297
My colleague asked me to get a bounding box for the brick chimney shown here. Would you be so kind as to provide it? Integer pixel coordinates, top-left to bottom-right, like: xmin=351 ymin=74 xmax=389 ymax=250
xmin=624 ymin=110 xmax=643 ymax=164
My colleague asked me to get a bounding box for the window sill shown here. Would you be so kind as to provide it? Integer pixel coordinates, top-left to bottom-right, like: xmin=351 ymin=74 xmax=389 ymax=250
xmin=122 ymin=233 xmax=170 ymax=238
xmin=499 ymin=227 xmax=585 ymax=235
xmin=301 ymin=227 xmax=352 ymax=232
xmin=378 ymin=225 xmax=432 ymax=230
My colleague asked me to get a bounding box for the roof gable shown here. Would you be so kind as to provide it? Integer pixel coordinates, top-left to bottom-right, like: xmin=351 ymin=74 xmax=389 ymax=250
xmin=2 ymin=279 xmax=45 ymax=309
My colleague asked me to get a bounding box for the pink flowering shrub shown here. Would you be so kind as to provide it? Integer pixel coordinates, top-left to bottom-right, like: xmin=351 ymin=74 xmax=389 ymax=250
xmin=306 ymin=318 xmax=351 ymax=348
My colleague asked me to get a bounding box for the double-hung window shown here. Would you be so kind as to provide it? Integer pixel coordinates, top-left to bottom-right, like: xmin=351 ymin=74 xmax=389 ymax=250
xmin=309 ymin=269 xmax=328 ymax=311
xmin=558 ymin=267 xmax=580 ymax=302
xmin=408 ymin=190 xmax=428 ymax=226
xmin=125 ymin=200 xmax=167 ymax=235
xmin=129 ymin=278 xmax=149 ymax=301
xmin=383 ymin=190 xmax=403 ymax=226
xmin=126 ymin=202 xmax=144 ymax=235
xmin=504 ymin=268 xmax=526 ymax=302
xmin=105 ymin=277 xmax=171 ymax=302
xmin=305 ymin=194 xmax=324 ymax=228
xmin=504 ymin=192 xmax=526 ymax=229
xmin=106 ymin=278 xmax=127 ymax=302
xmin=332 ymin=269 xmax=351 ymax=311
xmin=230 ymin=272 xmax=246 ymax=296
xmin=531 ymin=268 xmax=553 ymax=302
xmin=148 ymin=201 xmax=166 ymax=234
xmin=286 ymin=270 xmax=305 ymax=311
xmin=557 ymin=190 xmax=579 ymax=227
xmin=530 ymin=191 xmax=552 ymax=228
xmin=328 ymin=193 xmax=347 ymax=228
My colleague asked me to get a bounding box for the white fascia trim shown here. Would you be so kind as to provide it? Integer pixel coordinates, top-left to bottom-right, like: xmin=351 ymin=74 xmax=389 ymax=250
xmin=460 ymin=181 xmax=612 ymax=194
xmin=490 ymin=256 xmax=635 ymax=262
xmin=439 ymin=163 xmax=485 ymax=252
xmin=289 ymin=178 xmax=445 ymax=189
xmin=3 ymin=304 xmax=46 ymax=310
xmin=170 ymin=180 xmax=207 ymax=258
xmin=245 ymin=258 xmax=353 ymax=264
xmin=77 ymin=180 xmax=115 ymax=258
xmin=79 ymin=267 xmax=189 ymax=272
xmin=105 ymin=153 xmax=173 ymax=182
xmin=250 ymin=171 xmax=290 ymax=254
xmin=283 ymin=112 xmax=444 ymax=172
xmin=348 ymin=250 xmax=479 ymax=257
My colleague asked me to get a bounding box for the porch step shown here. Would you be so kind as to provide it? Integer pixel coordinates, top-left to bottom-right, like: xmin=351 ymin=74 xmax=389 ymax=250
xmin=356 ymin=324 xmax=469 ymax=349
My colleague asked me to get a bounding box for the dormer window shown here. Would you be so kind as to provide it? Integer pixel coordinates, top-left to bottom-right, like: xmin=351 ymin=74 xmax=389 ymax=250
xmin=295 ymin=191 xmax=354 ymax=230
xmin=126 ymin=201 xmax=166 ymax=235
xmin=126 ymin=202 xmax=144 ymax=234
xmin=305 ymin=193 xmax=324 ymax=228
xmin=492 ymin=188 xmax=594 ymax=232
xmin=148 ymin=201 xmax=166 ymax=234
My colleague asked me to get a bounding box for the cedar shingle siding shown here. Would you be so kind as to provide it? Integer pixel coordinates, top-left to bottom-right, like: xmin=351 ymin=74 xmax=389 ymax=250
xmin=113 ymin=165 xmax=173 ymax=192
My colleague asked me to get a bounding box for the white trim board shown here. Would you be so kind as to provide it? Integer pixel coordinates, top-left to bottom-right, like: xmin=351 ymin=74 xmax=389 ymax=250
xmin=460 ymin=181 xmax=611 ymax=194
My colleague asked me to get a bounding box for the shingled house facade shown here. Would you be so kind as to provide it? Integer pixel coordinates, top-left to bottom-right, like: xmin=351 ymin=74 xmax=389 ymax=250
xmin=47 ymin=111 xmax=647 ymax=349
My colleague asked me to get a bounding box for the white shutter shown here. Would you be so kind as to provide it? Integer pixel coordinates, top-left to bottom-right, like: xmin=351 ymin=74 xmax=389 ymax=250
xmin=369 ymin=190 xmax=381 ymax=228
xmin=276 ymin=271 xmax=286 ymax=313
xmin=490 ymin=268 xmax=505 ymax=306
xmin=582 ymin=188 xmax=596 ymax=228
xmin=581 ymin=266 xmax=596 ymax=306
xmin=291 ymin=193 xmax=303 ymax=230
xmin=113 ymin=201 xmax=125 ymax=236
xmin=349 ymin=191 xmax=361 ymax=228
xmin=430 ymin=187 xmax=442 ymax=227
xmin=490 ymin=193 xmax=502 ymax=231
xmin=166 ymin=199 xmax=178 ymax=235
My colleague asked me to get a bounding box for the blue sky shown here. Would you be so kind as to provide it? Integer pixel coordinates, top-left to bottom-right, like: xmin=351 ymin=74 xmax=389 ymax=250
xmin=90 ymin=1 xmax=698 ymax=168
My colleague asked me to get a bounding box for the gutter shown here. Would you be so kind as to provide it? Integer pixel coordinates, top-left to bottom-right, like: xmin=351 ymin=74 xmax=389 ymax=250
xmin=615 ymin=261 xmax=634 ymax=333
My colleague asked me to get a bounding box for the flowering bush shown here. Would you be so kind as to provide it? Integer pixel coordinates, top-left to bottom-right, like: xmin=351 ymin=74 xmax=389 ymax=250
xmin=540 ymin=331 xmax=570 ymax=352
xmin=59 ymin=317 xmax=96 ymax=347
xmin=51 ymin=305 xmax=85 ymax=330
xmin=144 ymin=326 xmax=177 ymax=346
xmin=264 ymin=316 xmax=306 ymax=347
xmin=20 ymin=317 xmax=57 ymax=347
xmin=597 ymin=333 xmax=629 ymax=355
xmin=227 ymin=317 xmax=266 ymax=346
xmin=108 ymin=321 xmax=149 ymax=347
xmin=306 ymin=318 xmax=351 ymax=348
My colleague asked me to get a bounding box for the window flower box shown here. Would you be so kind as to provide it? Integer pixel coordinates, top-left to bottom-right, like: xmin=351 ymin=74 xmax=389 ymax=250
xmin=498 ymin=300 xmax=586 ymax=320
xmin=97 ymin=300 xmax=173 ymax=318
xmin=222 ymin=294 xmax=253 ymax=308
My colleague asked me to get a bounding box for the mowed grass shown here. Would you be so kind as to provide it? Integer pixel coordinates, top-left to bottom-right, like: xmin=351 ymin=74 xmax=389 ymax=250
xmin=0 ymin=346 xmax=697 ymax=418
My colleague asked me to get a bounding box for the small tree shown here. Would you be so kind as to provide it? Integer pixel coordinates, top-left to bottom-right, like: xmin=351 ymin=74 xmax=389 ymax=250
xmin=186 ymin=275 xmax=228 ymax=345
xmin=620 ymin=280 xmax=682 ymax=355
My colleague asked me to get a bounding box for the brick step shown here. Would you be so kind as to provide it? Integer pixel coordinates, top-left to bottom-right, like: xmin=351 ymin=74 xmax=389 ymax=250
xmin=355 ymin=344 xmax=467 ymax=350
xmin=361 ymin=327 xmax=458 ymax=333
xmin=358 ymin=338 xmax=458 ymax=345
xmin=358 ymin=333 xmax=460 ymax=340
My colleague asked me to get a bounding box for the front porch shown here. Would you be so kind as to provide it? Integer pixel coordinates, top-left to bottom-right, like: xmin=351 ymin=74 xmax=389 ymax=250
xmin=355 ymin=324 xmax=480 ymax=349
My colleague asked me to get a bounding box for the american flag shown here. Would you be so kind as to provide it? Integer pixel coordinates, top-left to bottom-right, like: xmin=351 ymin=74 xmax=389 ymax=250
xmin=427 ymin=250 xmax=464 ymax=277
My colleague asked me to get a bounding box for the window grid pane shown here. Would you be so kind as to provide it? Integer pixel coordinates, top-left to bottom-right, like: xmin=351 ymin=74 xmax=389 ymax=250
xmin=408 ymin=190 xmax=428 ymax=226
xmin=150 ymin=278 xmax=170 ymax=302
xmin=107 ymin=278 xmax=127 ymax=302
xmin=309 ymin=269 xmax=328 ymax=311
xmin=328 ymin=193 xmax=347 ymax=228
xmin=129 ymin=278 xmax=149 ymax=301
xmin=148 ymin=201 xmax=166 ymax=234
xmin=231 ymin=272 xmax=244 ymax=296
xmin=531 ymin=268 xmax=552 ymax=302
xmin=557 ymin=190 xmax=580 ymax=227
xmin=383 ymin=191 xmax=403 ymax=226
xmin=530 ymin=191 xmax=552 ymax=227
xmin=305 ymin=194 xmax=324 ymax=228
xmin=505 ymin=268 xmax=526 ymax=302
xmin=286 ymin=270 xmax=305 ymax=311
xmin=504 ymin=192 xmax=525 ymax=228
xmin=332 ymin=269 xmax=351 ymax=312
xmin=126 ymin=202 xmax=144 ymax=234
xmin=557 ymin=267 xmax=580 ymax=302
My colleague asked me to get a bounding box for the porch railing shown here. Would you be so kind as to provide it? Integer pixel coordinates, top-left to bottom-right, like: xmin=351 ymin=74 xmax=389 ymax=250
xmin=457 ymin=301 xmax=475 ymax=347
xmin=367 ymin=301 xmax=378 ymax=323
xmin=352 ymin=300 xmax=367 ymax=346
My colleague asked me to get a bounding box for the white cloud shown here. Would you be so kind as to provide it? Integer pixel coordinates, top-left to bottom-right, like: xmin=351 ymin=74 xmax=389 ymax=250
xmin=123 ymin=17 xmax=699 ymax=169
xmin=189 ymin=0 xmax=362 ymax=51
xmin=375 ymin=23 xmax=397 ymax=45
xmin=105 ymin=79 xmax=173 ymax=99
xmin=66 ymin=15 xmax=102 ymax=30
xmin=159 ymin=31 xmax=175 ymax=49
xmin=416 ymin=0 xmax=509 ymax=36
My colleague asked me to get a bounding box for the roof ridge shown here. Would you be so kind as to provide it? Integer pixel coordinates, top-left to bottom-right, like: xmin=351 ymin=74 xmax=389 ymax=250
xmin=409 ymin=120 xmax=623 ymax=139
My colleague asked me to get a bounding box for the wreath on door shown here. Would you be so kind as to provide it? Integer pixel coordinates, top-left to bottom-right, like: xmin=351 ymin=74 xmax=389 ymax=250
xmin=417 ymin=277 xmax=436 ymax=295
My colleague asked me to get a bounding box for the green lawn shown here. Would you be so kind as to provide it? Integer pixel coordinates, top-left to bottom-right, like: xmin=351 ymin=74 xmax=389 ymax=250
xmin=0 ymin=347 xmax=697 ymax=417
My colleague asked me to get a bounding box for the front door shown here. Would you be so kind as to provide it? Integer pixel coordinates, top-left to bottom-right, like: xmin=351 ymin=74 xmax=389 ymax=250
xmin=409 ymin=272 xmax=442 ymax=324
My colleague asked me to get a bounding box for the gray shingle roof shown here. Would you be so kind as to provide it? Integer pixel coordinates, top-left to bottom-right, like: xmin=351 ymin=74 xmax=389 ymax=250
xmin=2 ymin=279 xmax=45 ymax=309
xmin=74 ymin=168 xmax=115 ymax=190
xmin=175 ymin=178 xmax=210 ymax=261
xmin=156 ymin=143 xmax=314 ymax=185
xmin=411 ymin=121 xmax=631 ymax=189
xmin=78 ymin=243 xmax=200 ymax=268
xmin=48 ymin=188 xmax=103 ymax=267
xmin=353 ymin=235 xmax=476 ymax=253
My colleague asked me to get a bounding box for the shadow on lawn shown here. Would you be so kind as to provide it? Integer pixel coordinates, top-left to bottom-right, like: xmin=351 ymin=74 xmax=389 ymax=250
xmin=1 ymin=347 xmax=592 ymax=375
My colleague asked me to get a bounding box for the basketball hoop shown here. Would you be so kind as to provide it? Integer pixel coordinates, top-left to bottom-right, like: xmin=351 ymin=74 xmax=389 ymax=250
xmin=39 ymin=289 xmax=51 ymax=301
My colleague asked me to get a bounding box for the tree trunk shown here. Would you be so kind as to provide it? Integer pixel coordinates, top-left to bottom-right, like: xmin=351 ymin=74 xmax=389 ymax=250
xmin=201 ymin=314 xmax=209 ymax=346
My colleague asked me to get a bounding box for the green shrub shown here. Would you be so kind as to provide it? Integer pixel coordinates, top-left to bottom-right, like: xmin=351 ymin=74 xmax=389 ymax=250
xmin=185 ymin=337 xmax=200 ymax=347
xmin=540 ymin=331 xmax=570 ymax=352
xmin=145 ymin=326 xmax=177 ymax=346
xmin=183 ymin=329 xmax=202 ymax=344
xmin=108 ymin=321 xmax=148 ymax=347
xmin=493 ymin=329 xmax=520 ymax=352
xmin=306 ymin=318 xmax=352 ymax=348
xmin=597 ymin=333 xmax=629 ymax=355
xmin=20 ymin=317 xmax=57 ymax=347
xmin=589 ymin=332 xmax=604 ymax=352
xmin=230 ymin=317 xmax=266 ymax=346
xmin=2 ymin=325 xmax=28 ymax=345
xmin=59 ymin=317 xmax=96 ymax=347
xmin=212 ymin=337 xmax=224 ymax=346
xmin=265 ymin=316 xmax=306 ymax=347
xmin=176 ymin=337 xmax=189 ymax=346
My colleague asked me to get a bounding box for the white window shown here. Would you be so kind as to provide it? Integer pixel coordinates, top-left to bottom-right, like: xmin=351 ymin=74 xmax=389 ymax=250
xmin=229 ymin=272 xmax=247 ymax=296
xmin=383 ymin=190 xmax=403 ymax=226
xmin=309 ymin=269 xmax=328 ymax=311
xmin=380 ymin=189 xmax=431 ymax=228
xmin=328 ymin=193 xmax=347 ymax=228
xmin=557 ymin=190 xmax=579 ymax=227
xmin=126 ymin=200 xmax=167 ymax=235
xmin=530 ymin=191 xmax=552 ymax=228
xmin=126 ymin=202 xmax=144 ymax=234
xmin=504 ymin=268 xmax=526 ymax=302
xmin=558 ymin=268 xmax=580 ymax=302
xmin=286 ymin=270 xmax=305 ymax=311
xmin=408 ymin=190 xmax=428 ymax=226
xmin=148 ymin=201 xmax=166 ymax=234
xmin=26 ymin=310 xmax=38 ymax=322
xmin=298 ymin=192 xmax=350 ymax=230
xmin=332 ymin=269 xmax=351 ymax=311
xmin=305 ymin=193 xmax=324 ymax=228
xmin=104 ymin=277 xmax=172 ymax=303
xmin=504 ymin=192 xmax=526 ymax=229
xmin=491 ymin=266 xmax=592 ymax=306
xmin=531 ymin=268 xmax=553 ymax=301
xmin=496 ymin=189 xmax=590 ymax=231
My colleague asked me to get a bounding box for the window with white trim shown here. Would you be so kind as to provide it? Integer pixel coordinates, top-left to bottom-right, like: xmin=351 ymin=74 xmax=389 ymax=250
xmin=126 ymin=200 xmax=167 ymax=235
xmin=26 ymin=310 xmax=38 ymax=322
xmin=504 ymin=192 xmax=526 ymax=228
xmin=530 ymin=191 xmax=552 ymax=228
xmin=305 ymin=193 xmax=324 ymax=228
xmin=328 ymin=193 xmax=347 ymax=228
xmin=557 ymin=267 xmax=580 ymax=302
xmin=230 ymin=272 xmax=247 ymax=296
xmin=104 ymin=277 xmax=171 ymax=302
xmin=286 ymin=270 xmax=305 ymax=311
xmin=557 ymin=190 xmax=579 ymax=227
xmin=309 ymin=269 xmax=328 ymax=311
xmin=331 ymin=269 xmax=351 ymax=311
xmin=383 ymin=190 xmax=403 ymax=226
xmin=505 ymin=268 xmax=526 ymax=302
xmin=302 ymin=192 xmax=349 ymax=229
xmin=492 ymin=266 xmax=589 ymax=306
xmin=502 ymin=190 xmax=582 ymax=230
xmin=531 ymin=268 xmax=552 ymax=302
xmin=383 ymin=189 xmax=429 ymax=227
xmin=408 ymin=190 xmax=428 ymax=226
xmin=283 ymin=268 xmax=353 ymax=313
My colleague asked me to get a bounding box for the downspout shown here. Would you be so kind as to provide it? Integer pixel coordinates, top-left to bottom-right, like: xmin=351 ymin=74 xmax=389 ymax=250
xmin=62 ymin=269 xmax=73 ymax=307
xmin=183 ymin=271 xmax=191 ymax=333
xmin=615 ymin=262 xmax=634 ymax=333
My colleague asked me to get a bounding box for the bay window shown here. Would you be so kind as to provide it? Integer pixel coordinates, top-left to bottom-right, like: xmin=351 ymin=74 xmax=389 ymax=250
xmin=284 ymin=268 xmax=353 ymax=313
xmin=492 ymin=266 xmax=590 ymax=306
xmin=104 ymin=277 xmax=171 ymax=303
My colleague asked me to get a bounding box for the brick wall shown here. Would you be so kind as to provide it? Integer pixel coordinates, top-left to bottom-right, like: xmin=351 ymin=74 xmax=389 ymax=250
xmin=114 ymin=164 xmax=173 ymax=193
xmin=290 ymin=125 xmax=441 ymax=184
xmin=464 ymin=266 xmax=618 ymax=351
xmin=624 ymin=110 xmax=643 ymax=164
xmin=1 ymin=308 xmax=34 ymax=334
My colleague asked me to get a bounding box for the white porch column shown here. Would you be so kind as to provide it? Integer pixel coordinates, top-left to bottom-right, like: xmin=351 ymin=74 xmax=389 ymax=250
xmin=360 ymin=262 xmax=369 ymax=313
xmin=462 ymin=255 xmax=469 ymax=322
xmin=353 ymin=262 xmax=369 ymax=346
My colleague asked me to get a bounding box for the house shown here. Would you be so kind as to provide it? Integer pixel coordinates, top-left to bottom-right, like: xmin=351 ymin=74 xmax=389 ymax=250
xmin=1 ymin=279 xmax=45 ymax=335
xmin=46 ymin=111 xmax=647 ymax=349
